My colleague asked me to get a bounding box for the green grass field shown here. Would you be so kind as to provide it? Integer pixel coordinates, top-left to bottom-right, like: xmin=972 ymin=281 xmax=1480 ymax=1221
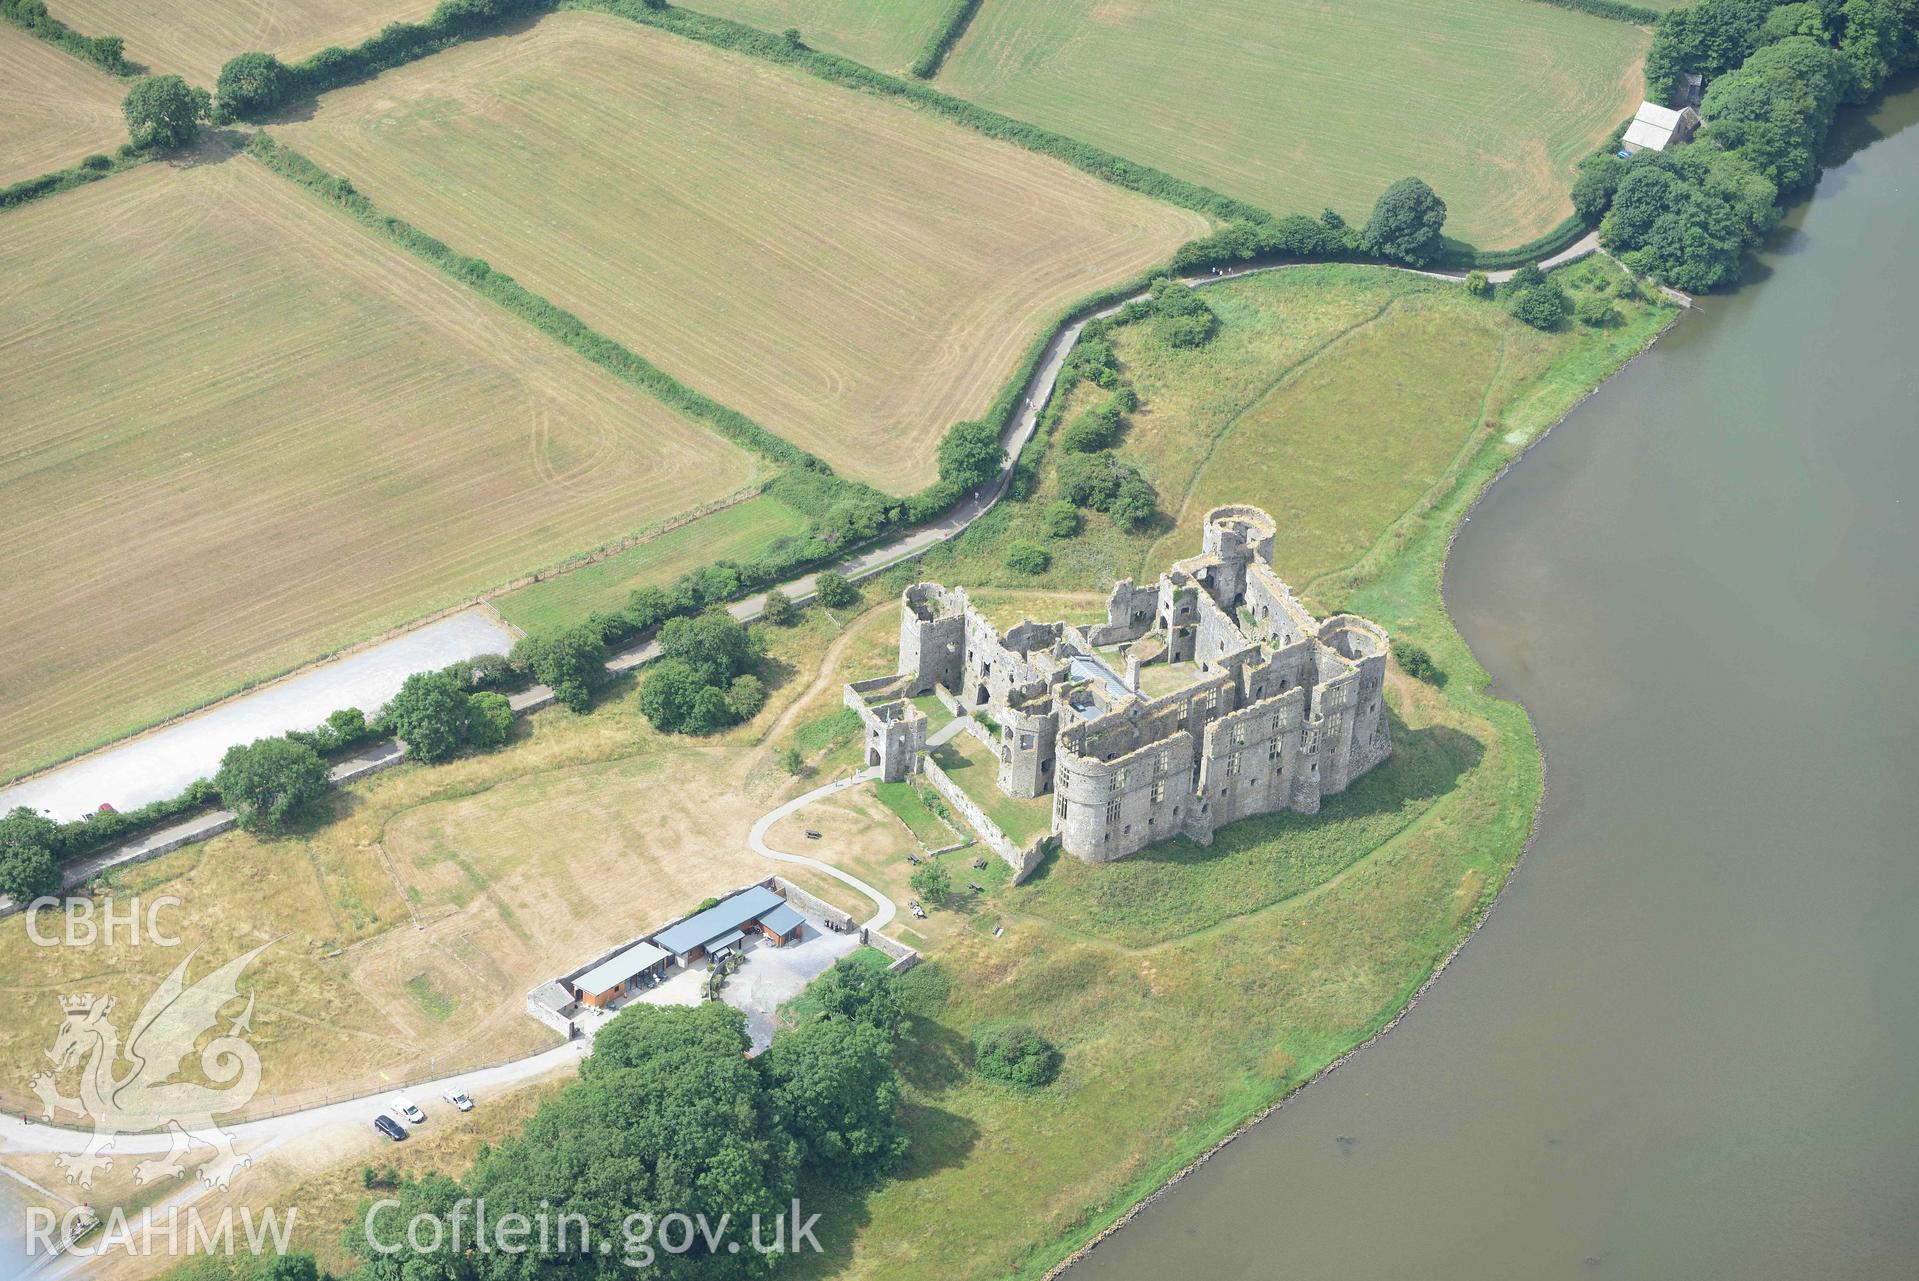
xmin=895 ymin=260 xmax=1654 ymax=604
xmin=936 ymin=0 xmax=1650 ymax=246
xmin=492 ymin=493 xmax=809 ymax=633
xmin=685 ymin=0 xmax=954 ymax=69
xmin=279 ymin=11 xmax=1206 ymax=492
xmin=930 ymin=731 xmax=1054 ymax=847
xmin=786 ymin=264 xmax=1678 ymax=1280
xmin=0 ymin=157 xmax=755 ymax=779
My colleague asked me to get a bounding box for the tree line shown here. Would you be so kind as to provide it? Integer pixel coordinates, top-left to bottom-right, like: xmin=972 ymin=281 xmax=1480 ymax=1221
xmin=1578 ymin=0 xmax=1919 ymax=290
xmin=1 ymin=0 xmax=127 ymax=74
xmin=343 ymin=956 xmax=1059 ymax=1279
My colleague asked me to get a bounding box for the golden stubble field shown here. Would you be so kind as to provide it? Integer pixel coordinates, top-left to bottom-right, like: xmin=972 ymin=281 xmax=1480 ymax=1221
xmin=48 ymin=0 xmax=439 ymax=84
xmin=0 ymin=24 xmax=126 ymax=183
xmin=278 ymin=10 xmax=1209 ymax=492
xmin=0 ymin=606 xmax=878 ymax=1124
xmin=0 ymin=155 xmax=758 ymax=779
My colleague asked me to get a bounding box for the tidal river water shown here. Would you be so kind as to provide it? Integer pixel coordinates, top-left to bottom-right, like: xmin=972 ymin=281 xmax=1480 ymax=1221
xmin=1071 ymin=87 xmax=1919 ymax=1280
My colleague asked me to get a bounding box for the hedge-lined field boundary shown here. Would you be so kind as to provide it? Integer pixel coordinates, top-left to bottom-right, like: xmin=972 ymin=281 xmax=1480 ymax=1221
xmin=1524 ymin=0 xmax=1658 ymax=25
xmin=1442 ymin=212 xmax=1593 ymax=270
xmin=246 ymin=133 xmax=831 ymax=475
xmin=1 ymin=0 xmax=129 ymax=74
xmin=214 ymin=0 xmax=551 ymax=122
xmin=578 ymin=2 xmax=1620 ymax=270
xmin=908 ymin=0 xmax=980 ymax=78
xmin=566 ymin=0 xmax=1275 ymax=227
xmin=0 ymin=150 xmax=147 ymax=213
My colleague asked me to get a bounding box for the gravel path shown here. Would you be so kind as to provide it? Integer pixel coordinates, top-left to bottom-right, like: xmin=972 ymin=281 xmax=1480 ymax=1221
xmin=2 ymin=240 xmax=1614 ymax=908
xmin=746 ymin=767 xmax=894 ymax=930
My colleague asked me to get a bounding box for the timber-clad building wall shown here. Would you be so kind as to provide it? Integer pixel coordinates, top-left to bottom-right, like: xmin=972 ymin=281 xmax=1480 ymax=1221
xmin=847 ymin=506 xmax=1392 ymax=864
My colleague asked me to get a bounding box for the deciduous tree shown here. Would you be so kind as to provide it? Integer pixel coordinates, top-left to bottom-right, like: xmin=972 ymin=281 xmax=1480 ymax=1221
xmin=121 ymin=76 xmax=209 ymax=150
xmin=214 ymin=737 xmax=328 ymax=833
xmin=936 ymin=419 xmax=1004 ymax=491
xmin=1361 ymin=177 xmax=1448 ymax=265
xmin=763 ymin=1018 xmax=910 ymax=1182
xmin=382 ymin=670 xmax=471 ymax=763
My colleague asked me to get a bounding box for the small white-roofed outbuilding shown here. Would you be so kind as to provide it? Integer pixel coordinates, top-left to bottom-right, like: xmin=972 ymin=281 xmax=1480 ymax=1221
xmin=1621 ymin=101 xmax=1701 ymax=154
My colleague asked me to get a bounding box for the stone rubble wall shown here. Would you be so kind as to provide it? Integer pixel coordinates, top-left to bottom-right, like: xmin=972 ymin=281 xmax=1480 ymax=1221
xmin=860 ymin=927 xmax=922 ymax=973
xmin=769 ymin=875 xmax=856 ymax=931
xmin=523 ymin=991 xmax=578 ymax=1039
xmin=920 ymin=755 xmax=1045 ymax=883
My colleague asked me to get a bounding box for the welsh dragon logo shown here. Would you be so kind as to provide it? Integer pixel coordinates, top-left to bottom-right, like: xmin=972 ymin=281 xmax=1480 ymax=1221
xmin=30 ymin=942 xmax=271 ymax=1191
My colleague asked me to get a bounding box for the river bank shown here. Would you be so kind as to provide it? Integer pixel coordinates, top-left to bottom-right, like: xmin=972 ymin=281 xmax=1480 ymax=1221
xmin=1039 ymin=304 xmax=1687 ymax=1277
xmin=1064 ymin=81 xmax=1919 ymax=1281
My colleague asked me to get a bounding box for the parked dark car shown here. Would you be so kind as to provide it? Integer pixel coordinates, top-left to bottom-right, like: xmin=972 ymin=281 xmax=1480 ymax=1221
xmin=374 ymin=1114 xmax=407 ymax=1141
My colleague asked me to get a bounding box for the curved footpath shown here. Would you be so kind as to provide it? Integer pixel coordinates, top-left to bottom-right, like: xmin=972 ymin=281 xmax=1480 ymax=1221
xmin=0 ymin=237 xmax=1629 ymax=1169
xmin=0 ymin=766 xmax=892 ymax=1157
xmin=747 ymin=766 xmax=894 ymax=930
xmin=0 ymin=236 xmax=1619 ymax=909
xmin=0 ymin=232 xmax=1610 ymax=837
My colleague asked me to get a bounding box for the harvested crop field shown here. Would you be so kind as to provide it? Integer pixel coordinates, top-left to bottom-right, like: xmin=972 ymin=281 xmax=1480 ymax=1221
xmin=0 ymin=24 xmax=127 ymax=184
xmin=687 ymin=0 xmax=954 ymax=70
xmin=47 ymin=0 xmax=439 ymax=83
xmin=278 ymin=11 xmax=1208 ymax=491
xmin=0 ymin=157 xmax=757 ymax=780
xmin=936 ymin=0 xmax=1651 ymax=246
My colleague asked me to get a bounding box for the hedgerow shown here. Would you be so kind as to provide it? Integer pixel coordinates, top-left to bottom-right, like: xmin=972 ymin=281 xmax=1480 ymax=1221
xmin=1442 ymin=212 xmax=1593 ymax=271
xmin=1522 ymin=0 xmax=1658 ymax=24
xmin=0 ymin=151 xmax=143 ymax=211
xmin=566 ymin=0 xmax=1276 ymax=227
xmin=1 ymin=0 xmax=128 ymax=74
xmin=214 ymin=0 xmax=552 ymax=123
xmin=907 ymin=0 xmax=980 ymax=78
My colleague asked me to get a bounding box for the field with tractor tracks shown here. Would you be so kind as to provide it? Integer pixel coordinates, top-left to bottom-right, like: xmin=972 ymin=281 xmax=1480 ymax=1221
xmin=0 ymin=154 xmax=757 ymax=780
xmin=935 ymin=0 xmax=1651 ymax=246
xmin=277 ymin=11 xmax=1209 ymax=492
xmin=0 ymin=23 xmax=127 ymax=183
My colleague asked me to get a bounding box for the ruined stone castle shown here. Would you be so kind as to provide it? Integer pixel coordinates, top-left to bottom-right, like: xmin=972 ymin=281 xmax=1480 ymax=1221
xmin=844 ymin=506 xmax=1392 ymax=867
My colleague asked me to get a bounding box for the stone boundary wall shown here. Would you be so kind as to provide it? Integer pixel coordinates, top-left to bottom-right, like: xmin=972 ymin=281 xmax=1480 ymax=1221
xmin=861 ymin=927 xmax=921 ymax=973
xmin=529 ymin=876 xmax=852 ymax=1032
xmin=509 ymin=686 xmax=556 ymax=714
xmin=0 ymin=811 xmax=242 ymax=918
xmin=768 ymin=875 xmax=856 ymax=931
xmin=330 ymin=748 xmax=406 ymax=788
xmin=959 ymin=716 xmax=994 ymax=749
xmin=920 ymin=755 xmax=1045 ymax=883
xmin=932 ymin=684 xmax=964 ymax=717
xmin=523 ymin=990 xmax=577 ymax=1038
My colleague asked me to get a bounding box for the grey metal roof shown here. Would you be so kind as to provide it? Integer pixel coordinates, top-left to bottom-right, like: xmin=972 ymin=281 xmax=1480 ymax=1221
xmin=572 ymin=939 xmax=669 ymax=996
xmin=654 ymin=885 xmax=784 ymax=955
xmin=707 ymin=929 xmax=747 ymax=953
xmin=760 ymin=902 xmax=805 ymax=936
xmin=531 ymin=980 xmax=575 ymax=1012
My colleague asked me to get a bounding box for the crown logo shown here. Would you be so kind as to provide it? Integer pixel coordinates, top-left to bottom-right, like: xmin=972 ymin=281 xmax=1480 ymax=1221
xmin=58 ymin=993 xmax=100 ymax=1015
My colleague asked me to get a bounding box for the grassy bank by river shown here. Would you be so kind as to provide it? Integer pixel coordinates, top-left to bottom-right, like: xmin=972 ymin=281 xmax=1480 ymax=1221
xmin=783 ymin=260 xmax=1678 ymax=1280
xmin=114 ymin=261 xmax=1674 ymax=1281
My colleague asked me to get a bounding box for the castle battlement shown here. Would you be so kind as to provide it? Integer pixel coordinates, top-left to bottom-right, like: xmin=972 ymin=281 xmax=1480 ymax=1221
xmin=843 ymin=506 xmax=1392 ymax=865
